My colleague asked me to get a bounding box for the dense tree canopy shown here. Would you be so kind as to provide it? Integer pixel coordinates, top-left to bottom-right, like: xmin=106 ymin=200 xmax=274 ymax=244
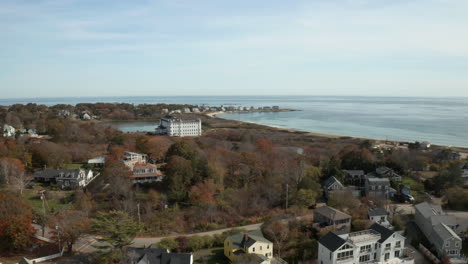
xmin=0 ymin=193 xmax=36 ymax=251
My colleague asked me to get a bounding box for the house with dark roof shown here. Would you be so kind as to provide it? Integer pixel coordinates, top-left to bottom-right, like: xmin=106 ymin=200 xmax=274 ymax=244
xmin=314 ymin=205 xmax=351 ymax=234
xmin=344 ymin=170 xmax=366 ymax=186
xmin=369 ymin=208 xmax=392 ymax=229
xmin=125 ymin=245 xmax=193 ymax=264
xmin=323 ymin=176 xmax=345 ymax=198
xmin=34 ymin=168 xmax=97 ymax=189
xmin=224 ymin=230 xmax=273 ymax=263
xmin=365 ymin=177 xmax=391 ymax=198
xmin=368 ymin=167 xmax=402 ymax=182
xmin=318 ymin=223 xmax=414 ymax=264
xmin=414 ymin=202 xmax=463 ymax=259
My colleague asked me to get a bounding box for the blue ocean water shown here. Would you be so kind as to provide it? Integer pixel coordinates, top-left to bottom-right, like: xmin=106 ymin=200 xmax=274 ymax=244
xmin=1 ymin=96 xmax=467 ymax=147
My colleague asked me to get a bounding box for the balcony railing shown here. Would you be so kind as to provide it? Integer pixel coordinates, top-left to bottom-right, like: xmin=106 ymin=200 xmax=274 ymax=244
xmin=337 ymin=256 xmax=354 ymax=262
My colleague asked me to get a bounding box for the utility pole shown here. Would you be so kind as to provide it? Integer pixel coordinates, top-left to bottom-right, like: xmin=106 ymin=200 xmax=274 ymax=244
xmin=137 ymin=203 xmax=141 ymax=225
xmin=40 ymin=192 xmax=46 ymax=216
xmin=56 ymin=225 xmax=61 ymax=253
xmin=285 ymin=184 xmax=289 ymax=211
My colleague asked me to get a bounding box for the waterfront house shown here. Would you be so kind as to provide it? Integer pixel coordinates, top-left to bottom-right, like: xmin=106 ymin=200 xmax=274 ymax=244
xmin=125 ymin=245 xmax=193 ymax=264
xmin=314 ymin=205 xmax=351 ymax=234
xmin=414 ymin=202 xmax=463 ymax=259
xmin=156 ymin=116 xmax=202 ymax=137
xmin=224 ymin=230 xmax=273 ymax=263
xmin=318 ymin=223 xmax=414 ymax=264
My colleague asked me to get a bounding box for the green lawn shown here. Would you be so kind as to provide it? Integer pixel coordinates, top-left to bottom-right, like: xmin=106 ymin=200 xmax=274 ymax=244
xmin=401 ymin=177 xmax=424 ymax=192
xmin=194 ymin=247 xmax=228 ymax=264
xmin=22 ymin=184 xmax=74 ymax=213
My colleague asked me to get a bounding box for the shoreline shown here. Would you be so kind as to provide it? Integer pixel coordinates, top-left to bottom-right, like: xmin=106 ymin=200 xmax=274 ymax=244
xmin=206 ymin=112 xmax=468 ymax=151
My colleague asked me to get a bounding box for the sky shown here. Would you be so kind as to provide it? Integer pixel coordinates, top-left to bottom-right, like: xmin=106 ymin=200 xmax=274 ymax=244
xmin=1 ymin=0 xmax=468 ymax=98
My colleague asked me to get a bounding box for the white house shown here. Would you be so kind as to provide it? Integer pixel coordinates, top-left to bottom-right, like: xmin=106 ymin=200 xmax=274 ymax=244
xmin=369 ymin=208 xmax=392 ymax=229
xmin=318 ymin=223 xmax=414 ymax=264
xmin=123 ymin=151 xmax=147 ymax=170
xmin=3 ymin=124 xmax=16 ymax=137
xmin=156 ymin=116 xmax=202 ymax=137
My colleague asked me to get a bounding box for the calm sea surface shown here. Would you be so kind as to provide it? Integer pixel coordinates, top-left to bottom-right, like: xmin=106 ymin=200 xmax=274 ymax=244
xmin=1 ymin=96 xmax=467 ymax=147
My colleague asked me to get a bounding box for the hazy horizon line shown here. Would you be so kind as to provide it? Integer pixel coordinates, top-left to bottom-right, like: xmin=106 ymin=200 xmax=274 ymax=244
xmin=2 ymin=94 xmax=468 ymax=100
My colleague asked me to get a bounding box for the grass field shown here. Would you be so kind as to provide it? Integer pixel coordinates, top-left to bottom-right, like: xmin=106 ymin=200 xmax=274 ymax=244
xmin=22 ymin=182 xmax=74 ymax=213
xmin=401 ymin=177 xmax=424 ymax=192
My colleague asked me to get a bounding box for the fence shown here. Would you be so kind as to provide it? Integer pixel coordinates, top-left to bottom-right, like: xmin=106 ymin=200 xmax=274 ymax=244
xmin=418 ymin=243 xmax=441 ymax=264
xmin=17 ymin=248 xmax=64 ymax=264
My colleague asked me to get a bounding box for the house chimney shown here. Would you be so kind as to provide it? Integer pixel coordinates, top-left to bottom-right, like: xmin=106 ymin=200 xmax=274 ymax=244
xmin=244 ymin=233 xmax=249 ymax=242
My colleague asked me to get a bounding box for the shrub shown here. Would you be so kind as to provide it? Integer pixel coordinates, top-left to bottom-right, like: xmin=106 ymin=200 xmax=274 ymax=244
xmin=157 ymin=237 xmax=178 ymax=251
xmin=187 ymin=235 xmax=204 ymax=251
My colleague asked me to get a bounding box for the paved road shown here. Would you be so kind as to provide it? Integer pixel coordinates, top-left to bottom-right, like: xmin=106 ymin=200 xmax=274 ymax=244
xmin=77 ymin=214 xmax=314 ymax=253
xmin=131 ymin=223 xmax=263 ymax=248
xmin=75 ymin=223 xmax=264 ymax=253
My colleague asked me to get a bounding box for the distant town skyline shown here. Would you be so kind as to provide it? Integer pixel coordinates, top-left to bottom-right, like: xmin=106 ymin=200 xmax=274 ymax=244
xmin=1 ymin=0 xmax=468 ymax=98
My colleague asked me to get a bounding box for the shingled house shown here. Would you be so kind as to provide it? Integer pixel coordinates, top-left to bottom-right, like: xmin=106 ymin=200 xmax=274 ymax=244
xmin=314 ymin=205 xmax=352 ymax=234
xmin=414 ymin=202 xmax=463 ymax=260
xmin=365 ymin=177 xmax=391 ymax=198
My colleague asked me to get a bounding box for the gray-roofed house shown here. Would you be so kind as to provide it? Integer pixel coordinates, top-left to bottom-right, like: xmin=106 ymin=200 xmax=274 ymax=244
xmin=318 ymin=223 xmax=414 ymax=264
xmin=414 ymin=202 xmax=463 ymax=259
xmin=323 ymin=176 xmax=345 ymax=198
xmin=125 ymin=245 xmax=193 ymax=264
xmin=34 ymin=169 xmax=97 ymax=189
xmin=314 ymin=205 xmax=351 ymax=234
xmin=344 ymin=170 xmax=366 ymax=186
xmin=224 ymin=230 xmax=273 ymax=263
xmin=368 ymin=166 xmax=402 ymax=181
xmin=365 ymin=177 xmax=390 ymax=198
xmin=369 ymin=208 xmax=392 ymax=229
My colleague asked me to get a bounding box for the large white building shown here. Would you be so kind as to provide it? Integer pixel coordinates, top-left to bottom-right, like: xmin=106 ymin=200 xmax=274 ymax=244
xmin=156 ymin=116 xmax=202 ymax=137
xmin=318 ymin=223 xmax=414 ymax=264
